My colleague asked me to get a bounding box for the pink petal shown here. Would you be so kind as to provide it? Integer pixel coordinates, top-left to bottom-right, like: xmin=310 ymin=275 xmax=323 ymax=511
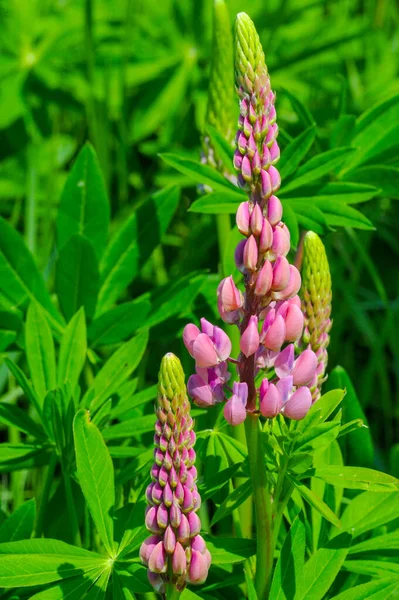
xmin=187 ymin=374 xmax=214 ymax=406
xmin=274 ymin=344 xmax=295 ymax=379
xmin=264 ymin=314 xmax=286 ymax=351
xmin=192 ymin=333 xmax=219 ymax=368
xmin=183 ymin=323 xmax=200 ymax=357
xmin=213 ymin=326 xmax=232 ymax=361
xmin=260 ymin=382 xmax=282 ymax=418
xmin=284 ymin=386 xmax=312 ymax=420
xmin=223 ymin=395 xmax=247 ymax=426
xmin=240 ymin=315 xmax=260 ymax=357
xmin=292 ymin=349 xmax=317 ymax=386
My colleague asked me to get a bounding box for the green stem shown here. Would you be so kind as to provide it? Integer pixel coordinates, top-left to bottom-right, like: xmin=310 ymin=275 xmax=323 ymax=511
xmin=35 ymin=452 xmax=57 ymax=537
xmin=245 ymin=414 xmax=273 ymax=599
xmin=165 ymin=584 xmax=181 ymax=600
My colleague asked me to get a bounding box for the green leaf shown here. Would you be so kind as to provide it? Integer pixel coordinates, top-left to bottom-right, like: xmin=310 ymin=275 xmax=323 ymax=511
xmin=329 ymin=577 xmax=399 ymax=600
xmin=279 ymin=126 xmax=316 ymax=179
xmin=4 ymin=358 xmax=42 ymax=417
xmin=102 ymin=414 xmax=156 ymax=440
xmin=58 ymin=308 xmax=87 ymax=392
xmin=245 ymin=565 xmax=258 ymax=600
xmin=337 ymin=491 xmax=399 ymax=538
xmin=0 ymin=538 xmax=106 ymax=587
xmin=281 ymin=182 xmax=378 ymax=204
xmin=56 ymin=143 xmax=110 ymax=260
xmin=296 ymin=533 xmax=352 ymax=600
xmin=313 ymin=466 xmax=398 ymax=492
xmin=56 ymin=234 xmax=100 ymax=321
xmin=343 ymin=166 xmax=399 ymax=200
xmin=282 ymin=89 xmax=316 ymax=129
xmin=299 ymin=389 xmax=346 ymax=431
xmin=203 ymin=536 xmax=256 ymax=564
xmin=29 ymin=571 xmax=105 ymax=600
xmin=82 ymin=330 xmax=149 ymax=413
xmin=160 ymin=153 xmax=238 ymax=192
xmin=344 ymin=560 xmax=399 ymax=578
xmin=311 ymin=200 xmax=374 ymax=230
xmin=0 ymin=216 xmax=63 ymax=333
xmin=282 ymin=148 xmax=356 ymax=193
xmin=328 ymin=366 xmax=374 ymax=467
xmin=73 ymin=410 xmax=115 ymax=557
xmin=0 ymin=309 xmax=22 ymax=351
xmin=349 ymin=530 xmax=399 ymax=555
xmin=280 ymin=203 xmax=299 ymax=249
xmin=210 ymin=479 xmax=252 ymax=526
xmin=205 ymin=125 xmax=236 ymax=175
xmin=88 ymin=296 xmax=151 ymax=347
xmin=26 ymin=302 xmax=57 ymax=405
xmin=189 ymin=190 xmax=246 ymax=214
xmin=269 ymin=516 xmax=305 ymax=600
xmin=293 ymin=422 xmax=340 ymax=453
xmin=0 ymin=499 xmax=36 ymax=542
xmin=0 ymin=444 xmax=50 ymax=473
xmin=112 ymin=384 xmax=157 ymax=419
xmin=283 ymin=201 xmax=327 ymax=235
xmin=97 ymin=186 xmax=179 ymax=313
xmin=0 ymin=403 xmax=44 ymax=439
xmin=289 ymin=475 xmax=341 ymax=528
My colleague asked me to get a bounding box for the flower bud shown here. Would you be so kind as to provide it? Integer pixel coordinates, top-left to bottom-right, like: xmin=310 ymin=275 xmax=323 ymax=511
xmin=148 ymin=541 xmax=167 ymax=574
xmin=172 ymin=542 xmax=187 ymax=575
xmin=243 ymin=235 xmax=258 ymax=271
xmin=267 ymin=195 xmax=282 ymax=226
xmin=236 ymin=202 xmax=250 ymax=235
xmin=284 ymin=387 xmax=312 ymax=420
xmin=240 ymin=315 xmax=260 ymax=357
xmin=259 ymin=381 xmax=282 ymax=418
xmin=218 ymin=276 xmax=243 ymax=311
xmin=259 ymin=218 xmax=273 ymax=252
xmin=235 ymin=239 xmax=246 ymax=272
xmin=250 ymin=203 xmax=263 ymax=236
xmin=264 ymin=314 xmax=286 ymax=351
xmin=271 ymin=256 xmax=290 ymax=291
xmin=255 ymin=259 xmax=273 ymax=296
xmin=285 ymin=304 xmax=304 ymax=341
xmin=260 ymin=169 xmax=272 ymax=199
xmin=242 ymin=155 xmax=252 ymax=182
xmin=292 ymin=349 xmax=317 ymax=386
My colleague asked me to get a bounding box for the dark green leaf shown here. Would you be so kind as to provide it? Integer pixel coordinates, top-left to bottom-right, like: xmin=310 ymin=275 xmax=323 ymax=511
xmin=56 ymin=143 xmax=110 ymax=260
xmin=344 ymin=560 xmax=399 ymax=578
xmin=189 ymin=190 xmax=246 ymax=214
xmin=211 ymin=479 xmax=252 ymax=526
xmin=269 ymin=516 xmax=305 ymax=600
xmin=203 ymin=536 xmax=256 ymax=564
xmin=88 ymin=296 xmax=151 ymax=347
xmin=0 ymin=499 xmax=36 ymax=542
xmin=56 ymin=234 xmax=100 ymax=321
xmin=343 ymin=166 xmax=399 ymax=199
xmin=58 ymin=307 xmax=87 ymax=392
xmin=279 ymin=126 xmax=316 ymax=179
xmin=26 ymin=302 xmax=57 ymax=405
xmin=0 ymin=402 xmax=44 ymax=439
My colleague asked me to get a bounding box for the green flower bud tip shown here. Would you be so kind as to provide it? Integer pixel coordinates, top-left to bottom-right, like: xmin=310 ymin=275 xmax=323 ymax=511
xmin=234 ymin=12 xmax=267 ymax=92
xmin=158 ymin=352 xmax=187 ymax=404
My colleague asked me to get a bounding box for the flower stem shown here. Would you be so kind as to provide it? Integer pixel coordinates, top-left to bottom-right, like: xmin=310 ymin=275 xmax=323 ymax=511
xmin=245 ymin=413 xmax=273 ymax=598
xmin=165 ymin=584 xmax=182 ymax=600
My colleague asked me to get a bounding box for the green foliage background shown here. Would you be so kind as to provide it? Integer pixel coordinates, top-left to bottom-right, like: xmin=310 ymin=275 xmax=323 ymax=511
xmin=0 ymin=0 xmax=398 ymax=597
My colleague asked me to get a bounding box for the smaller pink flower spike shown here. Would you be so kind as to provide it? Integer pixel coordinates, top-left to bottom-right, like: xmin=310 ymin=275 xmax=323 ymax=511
xmin=240 ymin=315 xmax=260 ymax=357
xmin=284 ymin=387 xmax=312 ymax=420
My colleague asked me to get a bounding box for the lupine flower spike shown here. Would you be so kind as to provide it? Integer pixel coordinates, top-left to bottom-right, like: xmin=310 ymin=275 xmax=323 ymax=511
xmin=183 ymin=13 xmax=318 ymax=424
xmin=140 ymin=353 xmax=211 ymax=595
xmin=299 ymin=231 xmax=332 ymax=401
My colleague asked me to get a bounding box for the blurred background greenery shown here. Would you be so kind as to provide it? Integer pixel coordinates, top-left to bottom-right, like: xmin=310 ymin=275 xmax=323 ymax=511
xmin=0 ymin=0 xmax=398 ymax=471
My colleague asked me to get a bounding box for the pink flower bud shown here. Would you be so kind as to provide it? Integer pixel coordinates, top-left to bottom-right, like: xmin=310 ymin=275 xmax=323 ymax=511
xmin=261 ymin=144 xmax=271 ymax=168
xmin=272 ymin=227 xmax=290 ymax=257
xmin=270 ymin=141 xmax=280 ymax=163
xmin=243 ymin=235 xmax=258 ymax=271
xmin=260 ymin=169 xmax=272 ymax=199
xmin=191 ymin=535 xmax=207 ymax=553
xmin=188 ymin=549 xmax=209 ymax=584
xmin=146 ymin=506 xmax=161 ymax=534
xmin=264 ymin=314 xmax=286 ymax=351
xmin=172 ymin=542 xmax=187 ymax=575
xmin=188 ymin=511 xmax=201 ymax=537
xmin=243 ymin=116 xmax=252 ymax=137
xmin=218 ymin=276 xmax=242 ymax=311
xmin=250 ymin=203 xmax=263 ymax=236
xmin=285 ymin=304 xmax=304 ymax=341
xmin=191 ymin=333 xmax=218 ymax=368
xmin=249 ymin=102 xmax=257 ymax=123
xmin=242 ymin=155 xmax=252 ymax=182
xmin=177 ymin=513 xmax=190 ymax=543
xmin=157 ymin=503 xmax=168 ymax=529
xmin=223 ymin=382 xmax=248 ymax=426
xmin=164 ymin=525 xmax=176 ymax=554
xmin=140 ymin=535 xmax=162 ymax=565
xmin=259 ymin=218 xmax=273 ymax=252
xmin=284 ymin=387 xmax=312 ymax=420
xmin=292 ymin=349 xmax=317 ymax=386
xmin=274 ymin=344 xmax=295 ymax=379
xmin=183 ymin=324 xmax=200 ymax=357
xmin=267 ymin=196 xmax=282 ymax=226
xmin=170 ymin=503 xmax=182 ymax=528
xmin=163 ymin=482 xmax=173 ymax=507
xmin=187 ymin=374 xmax=214 ymax=407
xmin=255 ymin=259 xmax=273 ymax=296
xmin=237 ymin=132 xmax=247 ymax=154
xmin=268 ymin=166 xmax=281 ymax=192
xmin=259 ymin=381 xmax=282 ymax=418
xmin=182 ymin=487 xmax=194 ymax=513
xmin=151 ymin=482 xmax=163 ymax=505
xmin=247 ymin=133 xmax=257 ymax=158
xmin=272 ymin=256 xmax=291 ymax=291
xmin=233 ymin=149 xmax=243 ymax=171
xmin=240 ymin=97 xmax=248 ymax=116
xmin=148 ymin=572 xmax=165 ymax=594
xmin=252 ymin=150 xmax=261 ymax=175
xmin=236 ymin=202 xmax=250 ymax=235
xmin=274 ymin=265 xmax=301 ymax=300
xmin=148 ymin=540 xmax=167 ymax=573
xmin=235 ymin=239 xmax=246 ymax=272
xmin=240 ymin=316 xmax=260 ymax=357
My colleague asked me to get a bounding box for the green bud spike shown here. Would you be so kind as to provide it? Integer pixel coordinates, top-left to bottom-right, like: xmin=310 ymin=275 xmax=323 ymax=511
xmin=158 ymin=352 xmax=187 ymax=407
xmin=206 ymin=0 xmax=236 ymax=139
xmin=300 ymin=232 xmax=332 ymax=401
xmin=234 ymin=12 xmax=267 ymax=91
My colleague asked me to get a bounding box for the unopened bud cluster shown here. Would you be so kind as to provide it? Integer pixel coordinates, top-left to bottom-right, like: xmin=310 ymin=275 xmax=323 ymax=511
xmin=299 ymin=232 xmax=332 ymax=401
xmin=183 ymin=13 xmax=318 ymax=426
xmin=140 ymin=354 xmax=210 ymax=594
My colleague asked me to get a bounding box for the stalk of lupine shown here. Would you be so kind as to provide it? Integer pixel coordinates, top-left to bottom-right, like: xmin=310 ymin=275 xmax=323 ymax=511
xmin=299 ymin=231 xmax=332 ymax=402
xmin=183 ymin=13 xmax=318 ymax=425
xmin=140 ymin=354 xmax=211 ymax=595
xmin=203 ymin=0 xmax=236 ymax=169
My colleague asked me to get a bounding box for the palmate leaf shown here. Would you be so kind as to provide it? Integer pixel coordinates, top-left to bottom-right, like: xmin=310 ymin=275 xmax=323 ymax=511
xmin=329 ymin=577 xmax=399 ymax=600
xmin=0 ymin=538 xmax=107 ymax=587
xmin=88 ymin=296 xmax=151 ymax=347
xmin=56 ymin=142 xmax=110 ymax=261
xmin=29 ymin=570 xmax=107 ymax=600
xmin=0 ymin=498 xmax=36 ymax=542
xmin=73 ymin=410 xmax=115 ymax=557
xmin=56 ymin=234 xmax=100 ymax=321
xmin=295 ymin=533 xmax=352 ymax=600
xmin=25 ymin=302 xmax=57 ymax=406
xmin=0 ymin=217 xmax=63 ymax=333
xmin=269 ymin=516 xmax=305 ymax=600
xmin=97 ymin=186 xmax=180 ymax=313
xmin=82 ymin=330 xmax=149 ymax=413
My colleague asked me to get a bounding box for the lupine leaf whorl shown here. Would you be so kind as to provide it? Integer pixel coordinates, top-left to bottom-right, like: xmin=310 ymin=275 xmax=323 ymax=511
xmin=300 ymin=231 xmax=332 ymax=402
xmin=140 ymin=353 xmax=211 ymax=594
xmin=206 ymin=0 xmax=236 ymax=143
xmin=234 ymin=12 xmax=267 ymax=92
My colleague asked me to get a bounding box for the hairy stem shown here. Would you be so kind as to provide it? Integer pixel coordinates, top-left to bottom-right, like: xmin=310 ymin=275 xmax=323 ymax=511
xmin=245 ymin=414 xmax=273 ymax=598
